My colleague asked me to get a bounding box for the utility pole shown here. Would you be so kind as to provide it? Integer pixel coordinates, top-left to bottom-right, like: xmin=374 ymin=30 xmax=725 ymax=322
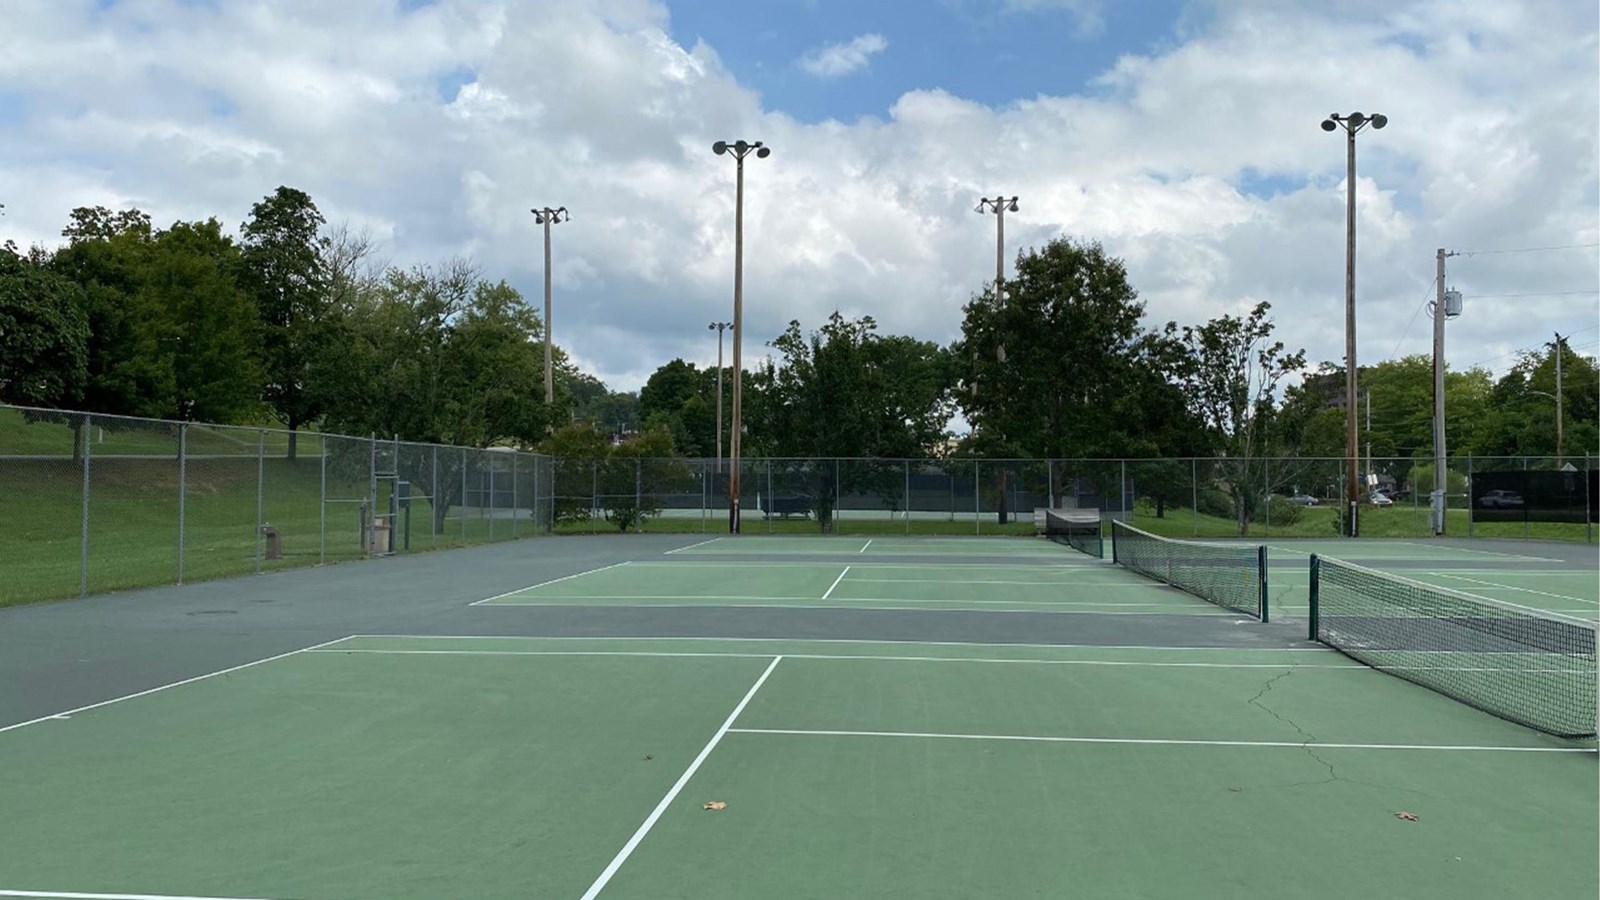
xmin=712 ymin=140 xmax=771 ymax=534
xmin=1322 ymin=111 xmax=1388 ymax=536
xmin=709 ymin=322 xmax=730 ymax=474
xmin=1431 ymin=249 xmax=1459 ymax=534
xmin=977 ymin=196 xmax=1018 ymax=525
xmin=531 ymin=207 xmax=569 ymax=406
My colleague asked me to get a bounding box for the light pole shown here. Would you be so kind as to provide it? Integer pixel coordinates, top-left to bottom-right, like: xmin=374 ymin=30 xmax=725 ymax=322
xmin=709 ymin=321 xmax=730 ymax=474
xmin=712 ymin=139 xmax=770 ymax=534
xmin=1322 ymin=111 xmax=1387 ymax=536
xmin=531 ymin=206 xmax=569 ymax=406
xmin=977 ymin=196 xmax=1018 ymax=525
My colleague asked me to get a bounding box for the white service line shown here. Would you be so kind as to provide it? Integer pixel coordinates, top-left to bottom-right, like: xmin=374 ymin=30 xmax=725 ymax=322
xmin=0 ymin=635 xmax=355 ymax=736
xmin=664 ymin=537 xmax=724 ymax=555
xmin=469 ymin=561 xmax=631 ymax=605
xmin=312 ymin=647 xmax=1374 ymax=669
xmin=343 ymin=634 xmax=1329 ymax=651
xmin=579 ymin=656 xmax=784 ymax=900
xmin=727 ymin=728 xmax=1596 ymax=754
xmin=821 ymin=566 xmax=851 ymax=600
xmin=859 ymin=539 xmax=873 ymax=554
xmin=1428 ymin=572 xmax=1600 ymax=605
xmin=0 ymin=883 xmax=281 ymax=890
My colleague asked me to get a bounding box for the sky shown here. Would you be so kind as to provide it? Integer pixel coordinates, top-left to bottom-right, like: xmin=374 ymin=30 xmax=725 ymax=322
xmin=1 ymin=0 xmax=1596 ymax=415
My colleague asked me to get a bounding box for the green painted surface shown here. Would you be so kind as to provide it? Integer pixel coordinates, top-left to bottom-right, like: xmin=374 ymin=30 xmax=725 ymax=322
xmin=0 ymin=651 xmax=771 ymax=900
xmin=603 ymin=733 xmax=1597 ymax=900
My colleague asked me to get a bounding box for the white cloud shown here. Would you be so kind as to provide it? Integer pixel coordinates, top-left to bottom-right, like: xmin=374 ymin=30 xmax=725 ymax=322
xmin=798 ymin=33 xmax=889 ymax=79
xmin=0 ymin=0 xmax=1593 ymax=398
xmin=998 ymin=0 xmax=1105 ymax=36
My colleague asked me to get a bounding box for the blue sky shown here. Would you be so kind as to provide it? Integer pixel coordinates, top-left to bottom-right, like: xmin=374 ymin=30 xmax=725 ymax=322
xmin=667 ymin=0 xmax=1195 ymax=123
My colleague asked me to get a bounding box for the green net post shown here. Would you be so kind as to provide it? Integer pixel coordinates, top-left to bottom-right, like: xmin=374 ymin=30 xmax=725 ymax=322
xmin=1258 ymin=545 xmax=1269 ymax=624
xmin=1307 ymin=554 xmax=1319 ymax=641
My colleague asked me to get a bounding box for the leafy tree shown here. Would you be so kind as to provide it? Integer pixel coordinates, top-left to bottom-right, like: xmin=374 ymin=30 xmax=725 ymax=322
xmin=1176 ymin=301 xmax=1306 ymax=535
xmin=747 ymin=312 xmax=952 ymax=531
xmin=240 ymin=187 xmax=331 ymax=458
xmin=49 ymin=207 xmax=158 ymax=416
xmin=0 ymin=247 xmax=89 ymax=407
xmin=132 ymin=219 xmax=260 ymax=422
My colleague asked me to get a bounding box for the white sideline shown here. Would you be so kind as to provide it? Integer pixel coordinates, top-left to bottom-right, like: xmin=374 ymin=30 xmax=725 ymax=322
xmin=1428 ymin=572 xmax=1599 ymax=606
xmin=664 ymin=537 xmax=724 ymax=555
xmin=0 ymin=636 xmax=355 ymax=736
xmin=578 ymin=656 xmax=784 ymax=900
xmin=820 ymin=566 xmax=851 ymax=600
xmin=344 ymin=634 xmax=1327 ymax=652
xmin=311 ymin=647 xmax=1372 ymax=669
xmin=728 ymin=728 xmax=1597 ymax=754
xmin=468 ymin=561 xmax=631 ymax=605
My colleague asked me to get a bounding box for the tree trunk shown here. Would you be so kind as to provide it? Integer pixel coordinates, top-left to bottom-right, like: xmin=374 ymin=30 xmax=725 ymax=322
xmin=1156 ymin=496 xmax=1166 ymax=519
xmin=287 ymin=420 xmax=298 ymax=462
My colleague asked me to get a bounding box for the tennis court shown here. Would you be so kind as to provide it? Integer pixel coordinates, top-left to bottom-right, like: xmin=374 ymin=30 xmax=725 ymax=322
xmin=0 ymin=530 xmax=1594 ymax=899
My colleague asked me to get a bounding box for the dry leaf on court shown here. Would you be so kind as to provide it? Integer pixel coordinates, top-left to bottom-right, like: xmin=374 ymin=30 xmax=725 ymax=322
xmin=704 ymin=801 xmax=728 ymax=811
xmin=1227 ymin=787 xmax=1241 ymax=793
xmin=1395 ymin=811 xmax=1419 ymax=822
xmin=642 ymin=754 xmax=653 ymax=761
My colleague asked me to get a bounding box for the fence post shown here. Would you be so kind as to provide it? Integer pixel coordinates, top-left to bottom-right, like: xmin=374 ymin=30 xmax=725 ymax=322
xmin=1120 ymin=460 xmax=1128 ymax=525
xmin=177 ymin=423 xmax=187 ymax=585
xmin=974 ymin=460 xmax=980 ymax=536
xmin=460 ymin=449 xmax=468 ymax=543
xmin=320 ymin=438 xmax=328 ymax=564
xmin=1466 ymin=454 xmax=1474 ymax=538
xmin=765 ymin=459 xmax=773 ymax=535
xmin=591 ymin=459 xmax=598 ymax=534
xmin=512 ymin=454 xmax=521 ymax=539
xmin=1191 ymin=458 xmax=1199 ymax=537
xmin=905 ymin=460 xmax=911 ymax=536
xmin=1588 ymin=451 xmax=1594 ymax=544
xmin=255 ymin=429 xmax=265 ymax=574
xmin=488 ymin=456 xmax=497 ymax=542
xmin=1522 ymin=456 xmax=1530 ymax=541
xmin=834 ymin=458 xmax=841 ymax=535
xmin=636 ymin=457 xmax=643 ymax=534
xmin=430 ymin=447 xmax=438 ymax=545
xmin=80 ymin=413 xmax=91 ymax=597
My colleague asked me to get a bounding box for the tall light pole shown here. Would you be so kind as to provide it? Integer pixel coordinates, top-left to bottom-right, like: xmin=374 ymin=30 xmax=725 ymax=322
xmin=709 ymin=321 xmax=730 ymax=474
xmin=1322 ymin=111 xmax=1387 ymax=536
xmin=531 ymin=206 xmax=569 ymax=405
xmin=1549 ymin=332 xmax=1567 ymax=465
xmin=712 ymin=139 xmax=770 ymax=534
xmin=977 ymin=196 xmax=1018 ymax=525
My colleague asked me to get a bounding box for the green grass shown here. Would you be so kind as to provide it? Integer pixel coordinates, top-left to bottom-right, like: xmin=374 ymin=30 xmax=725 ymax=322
xmin=553 ymin=514 xmax=1038 ymax=537
xmin=1131 ymin=500 xmax=1594 ymax=543
xmin=0 ymin=457 xmax=541 ymax=607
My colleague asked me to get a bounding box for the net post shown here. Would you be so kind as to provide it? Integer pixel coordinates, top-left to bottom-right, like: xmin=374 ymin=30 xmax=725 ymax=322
xmin=1257 ymin=544 xmax=1269 ymax=623
xmin=1110 ymin=519 xmax=1119 ymax=564
xmin=1307 ymin=554 xmax=1320 ymax=642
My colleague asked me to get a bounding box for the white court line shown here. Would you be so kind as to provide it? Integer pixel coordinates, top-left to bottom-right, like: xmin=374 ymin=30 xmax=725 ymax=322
xmin=1266 ymin=544 xmax=1562 ymax=564
xmin=478 ymin=601 xmax=1225 ymax=616
xmin=348 ymin=634 xmax=1327 ymax=652
xmin=1428 ymin=572 xmax=1600 ymax=605
xmin=482 ymin=594 xmax=1182 ymax=606
xmin=619 ymin=561 xmax=1097 ymax=570
xmin=821 ymin=566 xmax=851 ymax=600
xmin=0 ymin=636 xmax=355 ymax=737
xmin=664 ymin=537 xmax=724 ymax=555
xmin=845 ymin=579 xmax=1148 ymax=587
xmin=0 ymin=883 xmax=280 ymax=890
xmin=727 ymin=728 xmax=1596 ymax=754
xmin=859 ymin=539 xmax=873 ymax=554
xmin=310 ymin=647 xmax=1371 ymax=669
xmin=579 ymin=656 xmax=783 ymax=900
xmin=469 ymin=562 xmax=632 ymax=605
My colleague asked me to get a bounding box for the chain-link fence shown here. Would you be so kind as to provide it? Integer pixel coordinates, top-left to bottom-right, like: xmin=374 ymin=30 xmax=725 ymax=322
xmin=0 ymin=404 xmax=555 ymax=605
xmin=547 ymin=453 xmax=1596 ymax=542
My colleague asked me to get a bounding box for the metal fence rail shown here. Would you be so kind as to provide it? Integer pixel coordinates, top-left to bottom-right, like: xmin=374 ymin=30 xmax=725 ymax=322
xmin=0 ymin=404 xmax=555 ymax=604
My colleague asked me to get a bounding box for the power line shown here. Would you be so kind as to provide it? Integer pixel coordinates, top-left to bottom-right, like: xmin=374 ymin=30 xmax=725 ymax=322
xmin=1453 ymin=242 xmax=1600 ymax=257
xmin=1385 ymin=276 xmax=1441 ymax=361
xmin=1468 ymin=290 xmax=1599 ymax=299
xmin=1463 ymin=324 xmax=1599 ymax=373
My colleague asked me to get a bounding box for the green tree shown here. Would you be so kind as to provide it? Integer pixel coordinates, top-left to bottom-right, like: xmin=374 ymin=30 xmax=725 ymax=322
xmin=747 ymin=312 xmax=952 ymax=531
xmin=49 ymin=207 xmax=158 ymax=416
xmin=240 ymin=186 xmax=331 ymax=459
xmin=0 ymin=247 xmax=89 ymax=407
xmin=1177 ymin=301 xmax=1306 ymax=535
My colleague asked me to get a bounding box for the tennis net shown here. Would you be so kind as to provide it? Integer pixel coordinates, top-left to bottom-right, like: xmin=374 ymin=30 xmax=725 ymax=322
xmin=1043 ymin=509 xmax=1102 ymax=558
xmin=1109 ymin=521 xmax=1267 ymax=620
xmin=1310 ymin=555 xmax=1597 ymax=738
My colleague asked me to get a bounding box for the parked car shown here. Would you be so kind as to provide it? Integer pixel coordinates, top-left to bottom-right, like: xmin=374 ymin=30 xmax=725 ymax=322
xmin=1288 ymin=494 xmax=1319 ymax=506
xmin=1478 ymin=489 xmax=1524 ymax=509
xmin=1368 ymin=492 xmax=1394 ymax=506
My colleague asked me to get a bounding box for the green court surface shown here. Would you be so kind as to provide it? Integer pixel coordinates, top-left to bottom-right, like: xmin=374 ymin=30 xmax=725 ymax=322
xmin=1 ymin=635 xmax=1593 ymax=900
xmin=475 ymin=560 xmax=1233 ymax=616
